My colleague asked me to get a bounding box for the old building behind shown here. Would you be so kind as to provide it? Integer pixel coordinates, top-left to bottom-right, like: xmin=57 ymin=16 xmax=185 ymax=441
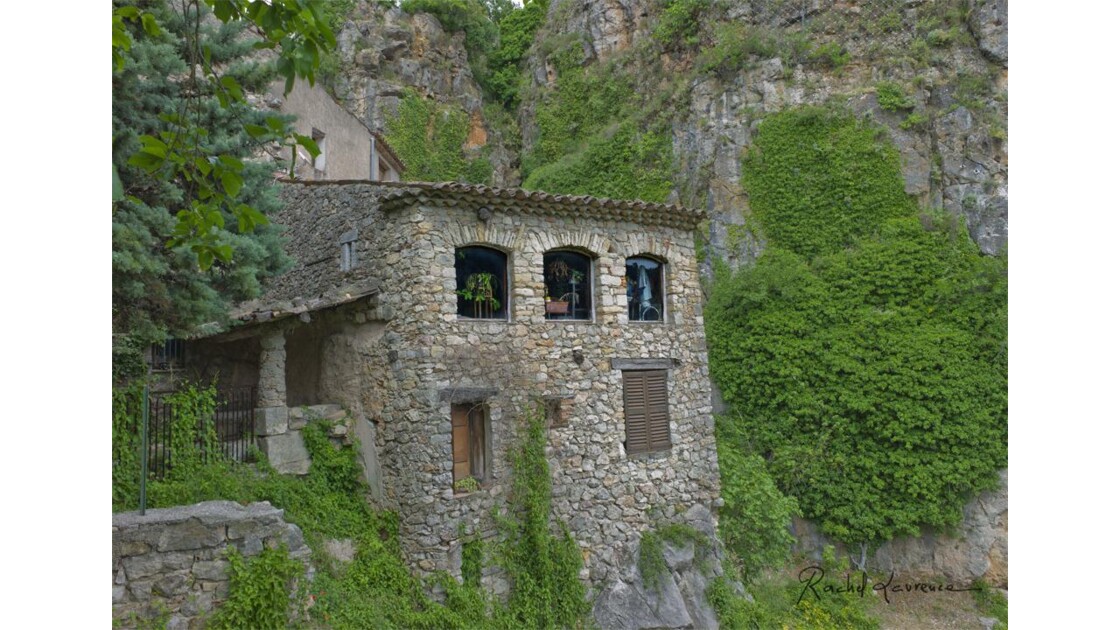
xmin=266 ymin=79 xmax=404 ymax=182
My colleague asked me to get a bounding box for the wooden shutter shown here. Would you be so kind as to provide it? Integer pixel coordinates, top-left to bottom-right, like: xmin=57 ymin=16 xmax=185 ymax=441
xmin=624 ymin=370 xmax=671 ymax=454
xmin=452 ymin=405 xmax=470 ymax=482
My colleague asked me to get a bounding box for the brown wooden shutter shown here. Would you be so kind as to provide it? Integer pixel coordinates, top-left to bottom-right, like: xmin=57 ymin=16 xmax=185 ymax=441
xmin=624 ymin=370 xmax=670 ymax=455
xmin=646 ymin=371 xmax=671 ymax=451
xmin=452 ymin=405 xmax=470 ymax=482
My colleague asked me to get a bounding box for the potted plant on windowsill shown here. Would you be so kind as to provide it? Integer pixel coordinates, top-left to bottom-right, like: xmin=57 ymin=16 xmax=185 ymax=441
xmin=457 ymin=272 xmax=500 ymax=318
xmin=545 ymin=261 xmax=583 ymax=315
xmin=453 ymin=476 xmax=482 ymax=495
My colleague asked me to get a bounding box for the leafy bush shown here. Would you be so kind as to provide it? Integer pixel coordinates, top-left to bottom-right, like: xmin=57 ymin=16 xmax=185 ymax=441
xmin=522 ymin=121 xmax=673 ymax=203
xmin=712 ymin=106 xmax=1008 ymax=548
xmin=707 ymin=568 xmax=879 ymax=630
xmin=653 ymin=0 xmax=711 ymax=49
xmin=741 ymin=107 xmax=915 ymax=259
xmin=483 ymin=0 xmax=549 ymax=108
xmin=400 ymin=0 xmax=498 ymax=57
xmin=714 ymin=419 xmax=799 ymax=575
xmin=209 ymin=545 xmax=305 ymax=630
xmin=876 ymin=81 xmax=915 ymax=111
xmin=808 ymin=42 xmax=849 ymax=69
xmin=383 ymin=89 xmax=492 ymax=184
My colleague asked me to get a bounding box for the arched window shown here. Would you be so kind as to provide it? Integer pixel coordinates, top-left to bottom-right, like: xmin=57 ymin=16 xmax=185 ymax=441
xmin=626 ymin=256 xmax=664 ymax=322
xmin=455 ymin=246 xmax=507 ymax=319
xmin=544 ymin=250 xmax=593 ymax=320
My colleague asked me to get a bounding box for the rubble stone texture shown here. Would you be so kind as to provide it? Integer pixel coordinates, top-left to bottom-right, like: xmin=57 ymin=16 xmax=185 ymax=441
xmin=200 ymin=181 xmax=723 ymax=608
xmin=111 ymin=501 xmax=311 ymax=628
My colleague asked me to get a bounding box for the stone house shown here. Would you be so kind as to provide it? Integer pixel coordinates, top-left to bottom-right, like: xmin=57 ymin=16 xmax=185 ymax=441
xmin=186 ymin=179 xmax=721 ymax=591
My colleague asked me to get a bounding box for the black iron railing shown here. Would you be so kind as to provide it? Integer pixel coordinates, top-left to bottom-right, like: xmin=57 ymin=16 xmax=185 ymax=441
xmin=121 ymin=386 xmax=257 ymax=481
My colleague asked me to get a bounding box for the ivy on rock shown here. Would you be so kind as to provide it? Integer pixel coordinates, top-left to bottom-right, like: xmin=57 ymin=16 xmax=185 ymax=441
xmin=708 ymin=106 xmax=1007 ymax=548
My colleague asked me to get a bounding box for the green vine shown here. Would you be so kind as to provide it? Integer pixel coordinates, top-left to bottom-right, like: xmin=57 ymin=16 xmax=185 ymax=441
xmin=383 ymin=88 xmax=491 ymax=184
xmin=495 ymin=404 xmax=590 ymax=628
xmin=741 ymin=106 xmax=916 ymax=259
xmin=209 ymin=544 xmax=305 ymax=630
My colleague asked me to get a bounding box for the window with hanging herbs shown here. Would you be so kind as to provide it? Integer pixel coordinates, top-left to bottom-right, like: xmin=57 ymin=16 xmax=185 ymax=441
xmin=544 ymin=250 xmax=592 ymax=320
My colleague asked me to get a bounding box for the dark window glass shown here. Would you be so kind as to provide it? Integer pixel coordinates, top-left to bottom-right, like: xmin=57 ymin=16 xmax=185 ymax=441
xmin=626 ymin=257 xmax=664 ymax=321
xmin=455 ymin=246 xmax=507 ymax=319
xmin=544 ymin=250 xmax=592 ymax=320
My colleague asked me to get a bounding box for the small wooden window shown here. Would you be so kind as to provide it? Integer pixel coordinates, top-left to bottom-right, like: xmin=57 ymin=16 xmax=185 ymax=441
xmin=452 ymin=403 xmax=489 ymax=483
xmin=623 ymin=370 xmax=671 ymax=455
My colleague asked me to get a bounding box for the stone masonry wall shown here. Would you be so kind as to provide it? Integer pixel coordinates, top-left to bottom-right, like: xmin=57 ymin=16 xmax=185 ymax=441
xmin=257 ymin=182 xmax=720 ymax=593
xmin=111 ymin=501 xmax=311 ymax=629
xmin=362 ymin=196 xmax=718 ymax=588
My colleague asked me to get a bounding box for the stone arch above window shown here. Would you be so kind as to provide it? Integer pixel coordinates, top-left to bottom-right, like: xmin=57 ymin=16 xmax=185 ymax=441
xmin=455 ymin=246 xmax=508 ymax=320
xmin=626 ymin=256 xmax=665 ymax=322
xmin=544 ymin=249 xmax=593 ymax=321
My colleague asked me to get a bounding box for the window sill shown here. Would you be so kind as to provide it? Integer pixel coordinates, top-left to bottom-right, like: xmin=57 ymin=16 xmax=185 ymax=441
xmin=625 ymin=448 xmax=672 ymax=461
xmin=456 ymin=317 xmax=511 ymax=323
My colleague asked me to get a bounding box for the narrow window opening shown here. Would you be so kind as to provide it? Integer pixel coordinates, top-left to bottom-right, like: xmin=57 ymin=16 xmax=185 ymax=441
xmin=452 ymin=403 xmax=490 ymax=487
xmin=340 ymin=241 xmax=354 ymax=271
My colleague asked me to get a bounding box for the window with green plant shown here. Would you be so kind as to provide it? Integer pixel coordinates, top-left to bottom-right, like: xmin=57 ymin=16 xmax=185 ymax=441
xmin=455 ymin=246 xmax=507 ymax=319
xmin=543 ymin=250 xmax=592 ymax=320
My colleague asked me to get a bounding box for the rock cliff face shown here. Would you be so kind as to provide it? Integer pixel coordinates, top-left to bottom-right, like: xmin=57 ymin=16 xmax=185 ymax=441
xmin=324 ymin=1 xmax=1006 ymax=260
xmin=519 ymin=0 xmax=1008 ymax=261
xmin=327 ymin=3 xmax=519 ymax=185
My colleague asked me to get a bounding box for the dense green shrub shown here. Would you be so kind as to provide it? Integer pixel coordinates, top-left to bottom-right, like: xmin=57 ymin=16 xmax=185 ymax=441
xmin=714 ymin=419 xmax=800 ymax=575
xmin=653 ymin=0 xmax=711 ymax=49
xmin=711 ymin=106 xmax=1007 ymax=548
xmin=400 ymin=0 xmax=498 ymax=57
xmin=523 ymin=43 xmax=635 ymax=176
xmin=741 ymin=107 xmax=915 ymax=259
xmin=209 ymin=545 xmax=305 ymax=630
xmin=875 ymin=81 xmax=915 ymax=111
xmin=483 ymin=0 xmax=549 ymax=108
xmin=523 ymin=120 xmax=673 ymax=202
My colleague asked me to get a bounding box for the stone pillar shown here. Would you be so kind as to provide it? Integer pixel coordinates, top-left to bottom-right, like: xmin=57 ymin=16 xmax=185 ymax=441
xmin=255 ymin=330 xmax=309 ymax=474
xmin=255 ymin=329 xmax=289 ymax=436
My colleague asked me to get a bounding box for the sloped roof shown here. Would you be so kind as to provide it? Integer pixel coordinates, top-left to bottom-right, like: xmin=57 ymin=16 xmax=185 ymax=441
xmin=284 ymin=180 xmax=706 ymax=229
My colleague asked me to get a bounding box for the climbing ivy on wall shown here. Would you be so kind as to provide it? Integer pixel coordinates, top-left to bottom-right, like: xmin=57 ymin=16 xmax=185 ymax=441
xmin=707 ymin=106 xmax=1007 ymax=548
xmin=382 ymin=89 xmax=492 ymax=184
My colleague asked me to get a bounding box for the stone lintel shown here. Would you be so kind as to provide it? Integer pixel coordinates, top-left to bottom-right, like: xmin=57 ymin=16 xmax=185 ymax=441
xmin=610 ymin=358 xmax=678 ymax=371
xmin=438 ymin=387 xmax=499 ymax=403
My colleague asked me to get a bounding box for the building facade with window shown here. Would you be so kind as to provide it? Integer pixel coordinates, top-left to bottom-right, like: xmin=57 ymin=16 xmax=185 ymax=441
xmin=186 ymin=180 xmax=720 ymax=592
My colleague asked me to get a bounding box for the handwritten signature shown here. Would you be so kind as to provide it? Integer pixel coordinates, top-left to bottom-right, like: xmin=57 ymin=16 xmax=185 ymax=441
xmin=797 ymin=566 xmax=981 ymax=605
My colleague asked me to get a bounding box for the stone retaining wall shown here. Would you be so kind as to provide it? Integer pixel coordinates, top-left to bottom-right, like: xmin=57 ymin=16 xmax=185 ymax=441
xmin=111 ymin=501 xmax=312 ymax=629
